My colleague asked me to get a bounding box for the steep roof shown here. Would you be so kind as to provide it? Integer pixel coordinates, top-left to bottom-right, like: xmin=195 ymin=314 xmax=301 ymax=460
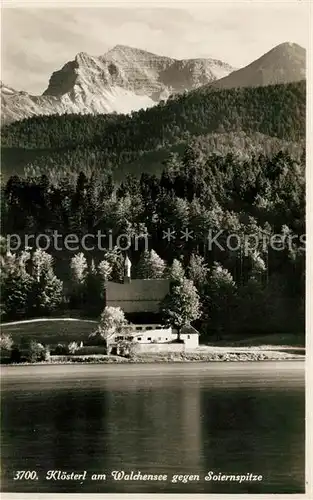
xmin=106 ymin=278 xmax=170 ymax=313
xmin=180 ymin=324 xmax=199 ymax=335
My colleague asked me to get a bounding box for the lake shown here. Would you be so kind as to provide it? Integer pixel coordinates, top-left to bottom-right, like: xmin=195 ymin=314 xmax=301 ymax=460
xmin=1 ymin=361 xmax=305 ymax=494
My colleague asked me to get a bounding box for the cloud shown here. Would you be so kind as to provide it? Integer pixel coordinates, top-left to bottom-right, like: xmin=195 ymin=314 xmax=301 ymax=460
xmin=1 ymin=4 xmax=308 ymax=93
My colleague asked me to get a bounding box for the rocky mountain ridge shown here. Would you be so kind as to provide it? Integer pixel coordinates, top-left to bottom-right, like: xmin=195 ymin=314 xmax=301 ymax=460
xmin=1 ymin=45 xmax=234 ymax=124
xmin=1 ymin=42 xmax=306 ymax=124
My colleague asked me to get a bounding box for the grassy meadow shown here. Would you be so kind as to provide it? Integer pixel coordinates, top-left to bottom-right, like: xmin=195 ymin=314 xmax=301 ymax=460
xmin=1 ymin=319 xmax=97 ymax=347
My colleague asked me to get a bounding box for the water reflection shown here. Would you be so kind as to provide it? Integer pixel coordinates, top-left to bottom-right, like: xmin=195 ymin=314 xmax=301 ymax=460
xmin=1 ymin=362 xmax=304 ymax=493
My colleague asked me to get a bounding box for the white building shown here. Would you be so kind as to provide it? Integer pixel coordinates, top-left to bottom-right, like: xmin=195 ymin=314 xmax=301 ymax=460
xmin=106 ymin=256 xmax=200 ymax=352
xmin=113 ymin=323 xmax=199 ymax=349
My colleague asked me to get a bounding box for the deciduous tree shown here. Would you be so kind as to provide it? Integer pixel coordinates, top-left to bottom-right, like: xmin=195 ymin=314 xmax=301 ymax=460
xmin=161 ymin=278 xmax=201 ymax=341
xmin=90 ymin=306 xmax=128 ymax=351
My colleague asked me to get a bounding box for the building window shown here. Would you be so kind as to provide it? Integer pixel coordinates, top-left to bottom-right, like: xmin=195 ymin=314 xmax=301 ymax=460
xmin=147 ymin=337 xmax=152 ymax=341
xmin=116 ymin=336 xmax=124 ymax=341
xmin=126 ymin=336 xmax=133 ymax=341
xmin=187 ymin=335 xmax=190 ymax=339
xmin=136 ymin=326 xmax=142 ymax=331
xmin=146 ymin=327 xmax=152 ymax=330
xmin=137 ymin=337 xmax=142 ymax=341
xmin=158 ymin=337 xmax=162 ymax=341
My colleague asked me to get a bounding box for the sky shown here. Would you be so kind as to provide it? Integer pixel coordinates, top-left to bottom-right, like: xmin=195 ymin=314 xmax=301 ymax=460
xmin=1 ymin=2 xmax=309 ymax=94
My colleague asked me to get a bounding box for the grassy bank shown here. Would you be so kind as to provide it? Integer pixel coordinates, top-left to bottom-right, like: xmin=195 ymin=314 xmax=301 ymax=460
xmin=1 ymin=318 xmax=305 ymax=365
xmin=1 ymin=318 xmax=97 ymax=345
xmin=207 ymin=332 xmax=305 ymax=348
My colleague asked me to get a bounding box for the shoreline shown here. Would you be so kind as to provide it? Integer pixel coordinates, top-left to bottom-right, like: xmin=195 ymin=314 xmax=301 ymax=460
xmin=1 ymin=350 xmax=305 ymax=366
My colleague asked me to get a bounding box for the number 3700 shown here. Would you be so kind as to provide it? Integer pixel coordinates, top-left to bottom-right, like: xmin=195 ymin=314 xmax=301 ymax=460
xmin=13 ymin=471 xmax=38 ymax=480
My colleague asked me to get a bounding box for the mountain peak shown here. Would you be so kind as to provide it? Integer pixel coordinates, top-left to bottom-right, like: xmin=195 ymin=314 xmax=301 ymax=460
xmin=75 ymin=51 xmax=92 ymax=62
xmin=108 ymin=44 xmax=156 ymax=54
xmin=109 ymin=44 xmax=135 ymax=52
xmin=104 ymin=44 xmax=171 ymax=63
xmin=274 ymin=41 xmax=304 ymax=50
xmin=208 ymin=41 xmax=305 ymax=91
xmin=266 ymin=42 xmax=305 ymax=58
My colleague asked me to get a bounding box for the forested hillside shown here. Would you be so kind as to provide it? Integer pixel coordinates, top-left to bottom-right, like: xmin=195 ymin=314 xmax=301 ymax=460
xmin=1 ymin=75 xmax=306 ymax=338
xmin=1 ymin=80 xmax=305 ymax=181
xmin=1 ymin=145 xmax=305 ymax=335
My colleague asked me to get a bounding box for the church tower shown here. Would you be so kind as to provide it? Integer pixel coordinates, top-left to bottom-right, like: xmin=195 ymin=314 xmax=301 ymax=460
xmin=124 ymin=255 xmax=132 ymax=283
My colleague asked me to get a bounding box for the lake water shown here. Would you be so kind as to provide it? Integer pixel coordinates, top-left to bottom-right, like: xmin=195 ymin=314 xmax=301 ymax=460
xmin=1 ymin=361 xmax=305 ymax=494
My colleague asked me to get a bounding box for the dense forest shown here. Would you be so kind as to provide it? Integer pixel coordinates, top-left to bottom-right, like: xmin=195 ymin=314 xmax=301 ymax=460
xmin=1 ymin=141 xmax=305 ymax=338
xmin=1 ymin=81 xmax=305 ymax=182
xmin=0 ymin=76 xmax=306 ymax=339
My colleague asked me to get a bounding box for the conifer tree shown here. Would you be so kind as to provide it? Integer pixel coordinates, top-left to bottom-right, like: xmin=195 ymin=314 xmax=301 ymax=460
xmin=136 ymin=249 xmax=165 ymax=279
xmin=31 ymin=249 xmax=63 ymax=315
xmin=188 ymin=253 xmax=208 ymax=288
xmin=202 ymin=263 xmax=237 ymax=339
xmin=70 ymin=252 xmax=87 ymax=285
xmin=69 ymin=252 xmax=88 ymax=308
xmin=166 ymin=258 xmax=185 ymax=283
